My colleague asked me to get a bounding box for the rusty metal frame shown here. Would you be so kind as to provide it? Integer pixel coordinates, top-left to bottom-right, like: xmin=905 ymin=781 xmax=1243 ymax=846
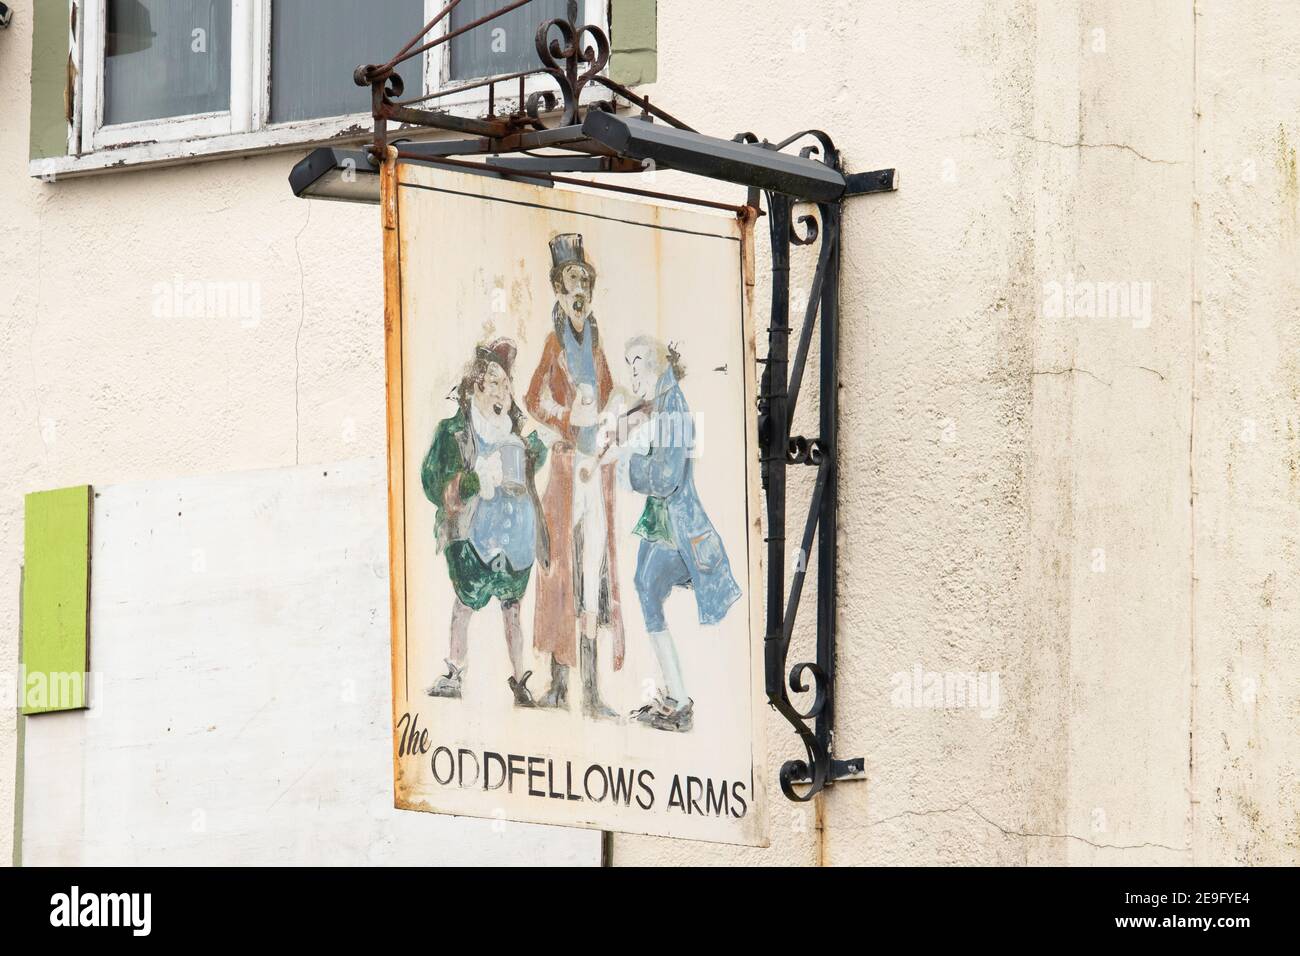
xmin=319 ymin=0 xmax=899 ymax=804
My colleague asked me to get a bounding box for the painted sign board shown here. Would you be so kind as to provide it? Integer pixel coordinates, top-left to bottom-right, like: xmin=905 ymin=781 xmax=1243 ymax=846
xmin=383 ymin=160 xmax=767 ymax=845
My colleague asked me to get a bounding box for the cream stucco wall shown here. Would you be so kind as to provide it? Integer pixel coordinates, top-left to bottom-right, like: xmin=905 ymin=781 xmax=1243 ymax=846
xmin=2 ymin=1 xmax=1296 ymax=866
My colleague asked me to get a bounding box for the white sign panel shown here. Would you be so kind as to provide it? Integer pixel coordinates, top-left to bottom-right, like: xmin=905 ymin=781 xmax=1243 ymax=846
xmin=384 ymin=162 xmax=767 ymax=845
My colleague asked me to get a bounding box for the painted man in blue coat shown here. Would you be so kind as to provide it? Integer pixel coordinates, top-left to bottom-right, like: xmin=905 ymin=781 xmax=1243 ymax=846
xmin=617 ymin=335 xmax=742 ymax=732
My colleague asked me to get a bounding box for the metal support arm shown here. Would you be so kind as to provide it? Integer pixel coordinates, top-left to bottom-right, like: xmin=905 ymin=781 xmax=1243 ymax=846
xmin=756 ymin=134 xmax=882 ymax=802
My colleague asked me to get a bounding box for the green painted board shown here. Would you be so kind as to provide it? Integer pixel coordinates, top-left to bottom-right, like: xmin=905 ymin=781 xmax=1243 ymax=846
xmin=30 ymin=0 xmax=72 ymax=162
xmin=21 ymin=486 xmax=91 ymax=714
xmin=610 ymin=0 xmax=657 ymax=87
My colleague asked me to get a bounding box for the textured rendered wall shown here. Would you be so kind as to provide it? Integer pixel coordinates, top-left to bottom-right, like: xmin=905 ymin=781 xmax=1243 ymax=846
xmin=2 ymin=1 xmax=1296 ymax=866
xmin=1192 ymin=0 xmax=1300 ymax=865
xmin=0 ymin=8 xmax=391 ymax=865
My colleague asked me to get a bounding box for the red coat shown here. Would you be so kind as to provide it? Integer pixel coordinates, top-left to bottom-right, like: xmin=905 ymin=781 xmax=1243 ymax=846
xmin=525 ymin=320 xmax=626 ymax=669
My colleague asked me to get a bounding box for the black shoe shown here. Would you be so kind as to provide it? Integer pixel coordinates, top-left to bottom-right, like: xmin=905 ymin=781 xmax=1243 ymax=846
xmin=537 ymin=659 xmax=569 ymax=709
xmin=508 ymin=670 xmax=537 ymax=708
xmin=631 ymin=692 xmax=673 ymax=724
xmin=580 ymin=636 xmax=619 ymax=720
xmin=638 ymin=697 xmax=693 ymax=733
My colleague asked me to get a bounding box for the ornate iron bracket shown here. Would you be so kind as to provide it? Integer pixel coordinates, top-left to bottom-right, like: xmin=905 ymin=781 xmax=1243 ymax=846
xmin=754 ymin=131 xmax=879 ymax=802
xmin=532 ymin=17 xmax=611 ymax=126
xmin=316 ymin=0 xmax=900 ymax=806
xmin=353 ymin=6 xmax=677 ymax=159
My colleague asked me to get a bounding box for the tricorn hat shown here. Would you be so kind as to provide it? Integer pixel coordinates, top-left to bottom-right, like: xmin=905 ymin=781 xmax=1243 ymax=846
xmin=477 ymin=337 xmax=518 ymax=377
xmin=549 ymin=233 xmax=596 ymax=282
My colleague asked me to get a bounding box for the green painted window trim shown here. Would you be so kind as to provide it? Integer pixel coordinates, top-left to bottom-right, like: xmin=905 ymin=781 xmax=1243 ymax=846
xmin=609 ymin=0 xmax=656 ymax=87
xmin=30 ymin=0 xmax=73 ymax=162
xmin=21 ymin=486 xmax=92 ymax=715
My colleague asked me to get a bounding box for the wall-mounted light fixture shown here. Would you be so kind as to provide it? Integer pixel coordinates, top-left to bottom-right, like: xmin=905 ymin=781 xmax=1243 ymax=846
xmin=288 ymin=147 xmax=381 ymax=204
xmin=288 ymin=143 xmax=556 ymax=205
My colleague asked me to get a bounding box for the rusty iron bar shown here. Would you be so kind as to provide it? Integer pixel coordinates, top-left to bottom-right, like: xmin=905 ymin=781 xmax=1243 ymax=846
xmin=377 ymin=0 xmax=464 ymax=77
xmin=377 ymin=125 xmax=607 ymax=158
xmin=370 ymin=78 xmax=388 ymax=158
xmin=392 ymin=149 xmax=756 ymax=216
xmin=362 ymin=0 xmax=538 ymax=84
xmin=394 ymin=68 xmax=548 ymax=108
xmin=590 ymin=75 xmax=695 ymax=132
xmin=380 ymin=102 xmax=510 ymax=138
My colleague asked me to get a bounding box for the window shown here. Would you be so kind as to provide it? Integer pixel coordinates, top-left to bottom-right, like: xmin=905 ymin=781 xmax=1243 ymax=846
xmin=66 ymin=0 xmax=607 ymax=171
xmin=269 ymin=0 xmax=427 ymax=124
xmin=448 ymin=0 xmax=571 ymax=82
xmin=103 ymin=0 xmax=233 ymax=126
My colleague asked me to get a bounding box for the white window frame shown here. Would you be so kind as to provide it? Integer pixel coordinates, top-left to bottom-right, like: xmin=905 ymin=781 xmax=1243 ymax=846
xmin=424 ymin=0 xmax=606 ymax=114
xmin=79 ymin=0 xmax=255 ymax=151
xmin=37 ymin=0 xmax=609 ymax=178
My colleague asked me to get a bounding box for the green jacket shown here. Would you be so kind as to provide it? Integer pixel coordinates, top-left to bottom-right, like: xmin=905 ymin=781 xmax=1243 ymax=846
xmin=421 ymin=407 xmax=548 ymax=558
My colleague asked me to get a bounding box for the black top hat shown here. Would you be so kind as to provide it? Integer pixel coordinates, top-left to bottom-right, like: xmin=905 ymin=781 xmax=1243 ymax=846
xmin=549 ymin=233 xmax=596 ymax=281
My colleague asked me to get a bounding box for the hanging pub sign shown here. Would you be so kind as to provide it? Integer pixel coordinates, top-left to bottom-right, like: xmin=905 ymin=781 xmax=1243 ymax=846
xmin=381 ymin=158 xmax=767 ymax=845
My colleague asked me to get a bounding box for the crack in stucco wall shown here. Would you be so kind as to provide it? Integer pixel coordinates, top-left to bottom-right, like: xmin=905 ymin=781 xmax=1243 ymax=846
xmin=292 ymin=201 xmax=312 ymax=465
xmin=862 ymin=801 xmax=1189 ymax=854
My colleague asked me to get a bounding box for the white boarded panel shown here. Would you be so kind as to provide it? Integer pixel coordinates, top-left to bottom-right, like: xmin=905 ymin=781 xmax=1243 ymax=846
xmin=21 ymin=458 xmax=599 ymax=866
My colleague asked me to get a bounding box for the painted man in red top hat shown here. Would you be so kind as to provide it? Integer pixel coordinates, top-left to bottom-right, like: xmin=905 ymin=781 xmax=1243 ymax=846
xmin=525 ymin=233 xmax=625 ymax=718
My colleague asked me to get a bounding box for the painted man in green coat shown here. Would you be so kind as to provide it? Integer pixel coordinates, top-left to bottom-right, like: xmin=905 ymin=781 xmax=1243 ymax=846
xmin=422 ymin=338 xmax=548 ymax=707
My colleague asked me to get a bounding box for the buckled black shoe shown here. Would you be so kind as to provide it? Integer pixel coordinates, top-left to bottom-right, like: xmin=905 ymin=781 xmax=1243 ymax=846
xmin=631 ymin=693 xmax=674 ymax=725
xmin=508 ymin=670 xmax=537 ymax=708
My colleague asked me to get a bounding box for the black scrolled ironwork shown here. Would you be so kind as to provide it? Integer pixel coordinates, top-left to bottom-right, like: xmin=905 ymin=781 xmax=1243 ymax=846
xmin=534 ymin=18 xmax=611 ymax=126
xmin=757 ymin=131 xmax=865 ymax=802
